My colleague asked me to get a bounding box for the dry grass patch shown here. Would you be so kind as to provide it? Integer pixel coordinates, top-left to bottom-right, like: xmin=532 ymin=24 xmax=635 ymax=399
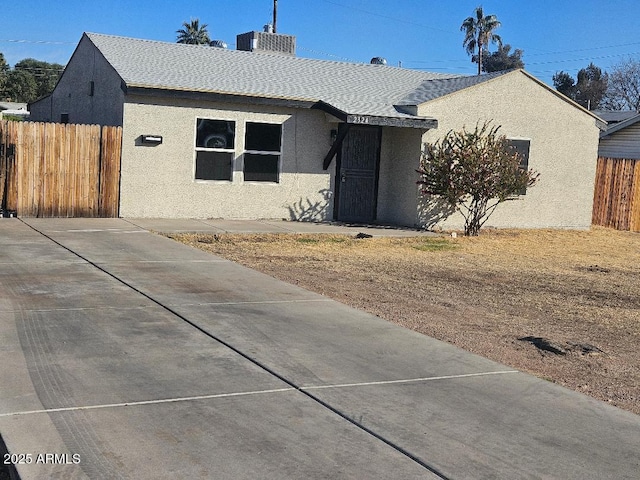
xmin=168 ymin=227 xmax=640 ymax=415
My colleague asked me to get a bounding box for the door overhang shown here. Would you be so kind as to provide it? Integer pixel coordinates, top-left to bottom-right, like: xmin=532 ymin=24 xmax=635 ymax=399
xmin=314 ymin=102 xmax=437 ymax=170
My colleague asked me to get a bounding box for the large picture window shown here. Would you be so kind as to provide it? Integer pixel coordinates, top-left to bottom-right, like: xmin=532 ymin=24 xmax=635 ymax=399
xmin=195 ymin=119 xmax=235 ymax=181
xmin=243 ymin=122 xmax=282 ymax=183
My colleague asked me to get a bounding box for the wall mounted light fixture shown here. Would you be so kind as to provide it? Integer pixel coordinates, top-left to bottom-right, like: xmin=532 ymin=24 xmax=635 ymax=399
xmin=141 ymin=135 xmax=163 ymax=145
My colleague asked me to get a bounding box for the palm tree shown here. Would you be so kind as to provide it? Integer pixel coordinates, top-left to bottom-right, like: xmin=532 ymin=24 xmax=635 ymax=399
xmin=176 ymin=18 xmax=211 ymax=45
xmin=461 ymin=6 xmax=502 ymax=75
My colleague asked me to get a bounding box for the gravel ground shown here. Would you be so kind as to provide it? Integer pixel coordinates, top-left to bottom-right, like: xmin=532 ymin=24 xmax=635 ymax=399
xmin=168 ymin=228 xmax=640 ymax=415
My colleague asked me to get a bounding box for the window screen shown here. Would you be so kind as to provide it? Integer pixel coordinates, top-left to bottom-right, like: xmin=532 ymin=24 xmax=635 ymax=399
xmin=196 ymin=119 xmax=235 ymax=149
xmin=508 ymin=139 xmax=531 ymax=195
xmin=195 ymin=151 xmax=233 ymax=181
xmin=195 ymin=119 xmax=236 ymax=181
xmin=243 ymin=122 xmax=282 ymax=183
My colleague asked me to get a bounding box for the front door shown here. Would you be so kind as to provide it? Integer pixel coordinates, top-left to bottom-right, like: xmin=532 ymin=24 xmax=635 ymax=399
xmin=335 ymin=125 xmax=381 ymax=223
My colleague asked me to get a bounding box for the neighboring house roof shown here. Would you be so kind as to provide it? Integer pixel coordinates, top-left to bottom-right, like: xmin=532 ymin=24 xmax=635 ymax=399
xmin=0 ymin=101 xmax=28 ymax=111
xmin=599 ymin=111 xmax=640 ymax=138
xmin=85 ymin=32 xmax=460 ymax=127
xmin=593 ymin=110 xmax=638 ymax=124
xmin=0 ymin=102 xmax=29 ymax=117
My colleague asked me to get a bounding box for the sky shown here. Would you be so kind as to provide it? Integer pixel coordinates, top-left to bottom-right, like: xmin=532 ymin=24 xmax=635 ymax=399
xmin=2 ymin=0 xmax=640 ymax=86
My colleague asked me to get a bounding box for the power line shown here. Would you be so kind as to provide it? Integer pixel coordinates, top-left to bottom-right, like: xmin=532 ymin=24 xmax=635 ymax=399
xmin=526 ymin=51 xmax=640 ymax=66
xmin=297 ymin=45 xmax=359 ymax=63
xmin=0 ymin=39 xmax=75 ymax=45
xmin=525 ymin=41 xmax=640 ymax=57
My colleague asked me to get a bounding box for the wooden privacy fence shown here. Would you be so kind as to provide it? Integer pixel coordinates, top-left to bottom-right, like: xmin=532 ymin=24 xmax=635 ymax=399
xmin=0 ymin=121 xmax=122 ymax=217
xmin=592 ymin=156 xmax=640 ymax=232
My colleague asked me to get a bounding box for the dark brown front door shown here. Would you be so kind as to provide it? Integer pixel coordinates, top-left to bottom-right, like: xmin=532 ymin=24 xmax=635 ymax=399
xmin=335 ymin=125 xmax=381 ymax=223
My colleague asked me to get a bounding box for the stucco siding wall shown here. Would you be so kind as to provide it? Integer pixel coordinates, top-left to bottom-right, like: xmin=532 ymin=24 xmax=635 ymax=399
xmin=599 ymin=123 xmax=640 ymax=159
xmin=119 ymin=97 xmax=335 ymax=219
xmin=30 ymin=35 xmax=123 ymax=126
xmin=377 ymin=127 xmax=424 ymax=226
xmin=417 ymin=71 xmax=600 ymax=230
xmin=28 ymin=96 xmax=52 ymax=121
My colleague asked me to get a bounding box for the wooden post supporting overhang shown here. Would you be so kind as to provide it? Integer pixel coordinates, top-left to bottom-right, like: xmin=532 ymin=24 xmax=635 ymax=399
xmin=319 ymin=108 xmax=438 ymax=170
xmin=323 ymin=124 xmax=351 ymax=170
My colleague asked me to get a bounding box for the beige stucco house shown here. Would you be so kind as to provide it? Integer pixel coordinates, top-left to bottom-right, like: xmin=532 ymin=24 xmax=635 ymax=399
xmin=30 ymin=32 xmax=603 ymax=229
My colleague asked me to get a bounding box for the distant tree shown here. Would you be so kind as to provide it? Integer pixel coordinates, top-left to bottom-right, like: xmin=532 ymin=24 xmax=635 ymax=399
xmin=602 ymin=58 xmax=640 ymax=111
xmin=574 ymin=63 xmax=607 ymax=110
xmin=3 ymin=69 xmax=37 ymax=103
xmin=0 ymin=53 xmax=8 ymax=97
xmin=482 ymin=44 xmax=524 ymax=72
xmin=14 ymin=58 xmax=63 ymax=99
xmin=417 ymin=121 xmax=539 ymax=236
xmin=552 ymin=63 xmax=607 ymax=110
xmin=461 ymin=6 xmax=502 ymax=76
xmin=552 ymin=71 xmax=575 ymax=98
xmin=176 ymin=18 xmax=211 ymax=45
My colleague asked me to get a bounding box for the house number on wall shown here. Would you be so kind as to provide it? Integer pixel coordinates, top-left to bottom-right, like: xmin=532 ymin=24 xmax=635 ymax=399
xmin=351 ymin=116 xmax=370 ymax=124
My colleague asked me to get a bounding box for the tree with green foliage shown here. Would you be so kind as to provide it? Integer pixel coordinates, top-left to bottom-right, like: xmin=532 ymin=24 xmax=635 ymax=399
xmin=0 ymin=55 xmax=63 ymax=102
xmin=3 ymin=69 xmax=38 ymax=103
xmin=552 ymin=63 xmax=607 ymax=110
xmin=552 ymin=71 xmax=575 ymax=98
xmin=417 ymin=122 xmax=539 ymax=236
xmin=14 ymin=58 xmax=64 ymax=100
xmin=575 ymin=63 xmax=607 ymax=110
xmin=0 ymin=53 xmax=8 ymax=96
xmin=482 ymin=44 xmax=524 ymax=72
xmin=176 ymin=18 xmax=211 ymax=45
xmin=461 ymin=6 xmax=502 ymax=76
xmin=602 ymin=58 xmax=640 ymax=111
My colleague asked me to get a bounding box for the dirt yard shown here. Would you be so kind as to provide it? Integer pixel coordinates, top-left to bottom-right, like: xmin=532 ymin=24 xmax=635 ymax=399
xmin=168 ymin=227 xmax=640 ymax=415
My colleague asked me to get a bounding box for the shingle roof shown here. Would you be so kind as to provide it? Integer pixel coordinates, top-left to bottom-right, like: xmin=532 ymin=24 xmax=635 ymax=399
xmin=86 ymin=32 xmax=460 ymax=120
xmin=598 ymin=111 xmax=640 ymax=137
xmin=397 ymin=70 xmax=513 ymax=106
xmin=0 ymin=101 xmax=28 ymax=111
xmin=593 ymin=110 xmax=639 ymax=124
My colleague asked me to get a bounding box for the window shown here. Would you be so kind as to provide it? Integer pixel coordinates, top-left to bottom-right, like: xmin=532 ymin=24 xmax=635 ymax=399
xmin=508 ymin=139 xmax=530 ymax=195
xmin=243 ymin=122 xmax=282 ymax=183
xmin=195 ymin=119 xmax=235 ymax=181
xmin=60 ymin=113 xmax=69 ymax=124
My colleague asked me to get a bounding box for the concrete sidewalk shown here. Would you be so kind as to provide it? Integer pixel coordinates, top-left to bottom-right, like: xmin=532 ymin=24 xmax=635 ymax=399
xmin=0 ymin=218 xmax=638 ymax=479
xmin=124 ymin=217 xmax=437 ymax=236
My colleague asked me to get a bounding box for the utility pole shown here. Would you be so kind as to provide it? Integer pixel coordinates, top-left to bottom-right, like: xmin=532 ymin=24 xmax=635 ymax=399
xmin=273 ymin=0 xmax=278 ymax=33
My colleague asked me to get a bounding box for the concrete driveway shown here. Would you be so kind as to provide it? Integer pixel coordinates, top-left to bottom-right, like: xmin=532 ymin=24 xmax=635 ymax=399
xmin=1 ymin=218 xmax=638 ymax=479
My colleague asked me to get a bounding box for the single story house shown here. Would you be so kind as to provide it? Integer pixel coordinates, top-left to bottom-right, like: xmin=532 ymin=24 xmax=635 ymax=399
xmin=0 ymin=101 xmax=29 ymax=119
xmin=595 ymin=110 xmax=640 ymax=159
xmin=29 ymin=32 xmax=603 ymax=229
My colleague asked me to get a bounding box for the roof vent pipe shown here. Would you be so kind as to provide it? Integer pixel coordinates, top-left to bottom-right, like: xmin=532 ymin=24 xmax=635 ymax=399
xmin=370 ymin=57 xmax=387 ymax=65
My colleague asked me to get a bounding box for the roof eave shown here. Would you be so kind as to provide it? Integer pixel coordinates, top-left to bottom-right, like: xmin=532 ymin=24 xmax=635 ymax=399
xmin=124 ymin=85 xmax=317 ymax=109
xmin=600 ymin=113 xmax=640 ymax=138
xmin=312 ymin=101 xmax=436 ymax=129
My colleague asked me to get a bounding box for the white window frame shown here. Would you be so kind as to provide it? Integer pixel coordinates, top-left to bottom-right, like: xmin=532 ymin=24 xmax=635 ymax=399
xmin=194 ymin=118 xmax=236 ymax=182
xmin=242 ymin=121 xmax=283 ymax=184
